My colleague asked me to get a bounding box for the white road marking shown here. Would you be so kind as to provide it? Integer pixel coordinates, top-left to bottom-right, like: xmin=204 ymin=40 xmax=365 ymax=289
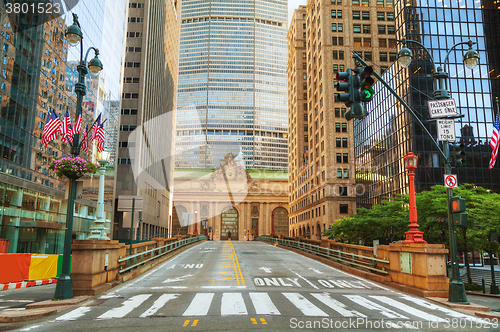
xmin=311 ymin=293 xmax=366 ymax=317
xmin=290 ymin=271 xmax=319 ymax=289
xmin=221 ymin=293 xmax=247 ymax=316
xmin=56 ymin=307 xmax=92 ymax=321
xmin=183 ymin=293 xmax=214 ymax=316
xmin=344 ymin=295 xmax=408 ymax=319
xmin=162 ymin=274 xmax=194 ymax=283
xmin=99 ymin=293 xmax=120 ymax=299
xmin=370 ymin=296 xmax=446 ymax=322
xmin=199 ymin=286 xmax=247 ymax=289
xmin=97 ymin=294 xmax=151 ymax=319
xmin=283 ymin=293 xmax=328 ymax=316
xmin=249 ymin=293 xmax=280 ymax=315
xmin=308 ymin=268 xmax=323 ymax=274
xmin=140 ymin=294 xmax=179 ymax=317
xmin=20 ymin=324 xmax=44 ymax=331
xmin=0 ymin=299 xmax=35 ymax=303
xmin=151 ymin=286 xmax=187 ymax=289
xmin=259 ymin=267 xmax=272 ymax=273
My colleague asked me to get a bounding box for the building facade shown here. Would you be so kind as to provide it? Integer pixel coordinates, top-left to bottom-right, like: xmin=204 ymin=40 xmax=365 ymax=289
xmin=114 ymin=0 xmax=181 ymax=241
xmin=287 ymin=0 xmax=397 ymax=239
xmin=0 ymin=1 xmax=127 ymax=253
xmin=354 ymin=0 xmax=500 ymax=208
xmin=174 ymin=0 xmax=288 ymax=169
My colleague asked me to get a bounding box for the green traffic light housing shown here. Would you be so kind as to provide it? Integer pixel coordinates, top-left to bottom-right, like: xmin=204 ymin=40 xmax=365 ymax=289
xmin=453 ymin=143 xmax=466 ymax=167
xmin=359 ymin=66 xmax=375 ymax=103
xmin=335 ymin=70 xmax=353 ymax=107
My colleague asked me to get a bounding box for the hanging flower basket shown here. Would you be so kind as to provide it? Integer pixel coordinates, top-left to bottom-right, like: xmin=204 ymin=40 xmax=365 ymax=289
xmin=49 ymin=156 xmax=97 ymax=179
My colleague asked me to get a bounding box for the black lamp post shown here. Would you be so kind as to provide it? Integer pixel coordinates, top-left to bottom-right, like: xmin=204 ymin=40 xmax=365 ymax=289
xmin=53 ymin=13 xmax=103 ymax=301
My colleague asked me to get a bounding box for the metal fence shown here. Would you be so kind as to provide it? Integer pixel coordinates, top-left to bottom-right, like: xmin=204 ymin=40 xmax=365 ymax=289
xmin=256 ymin=236 xmax=389 ymax=275
xmin=118 ymin=236 xmax=207 ymax=274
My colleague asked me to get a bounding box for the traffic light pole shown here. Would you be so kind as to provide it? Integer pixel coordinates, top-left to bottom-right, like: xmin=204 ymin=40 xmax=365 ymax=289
xmin=352 ymin=52 xmax=468 ymax=304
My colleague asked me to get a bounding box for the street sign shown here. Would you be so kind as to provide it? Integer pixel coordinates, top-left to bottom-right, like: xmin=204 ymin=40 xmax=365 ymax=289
xmin=444 ymin=174 xmax=458 ymax=188
xmin=436 ymin=119 xmax=456 ymax=141
xmin=428 ymin=99 xmax=458 ymax=118
xmin=251 ymin=229 xmax=255 ymax=234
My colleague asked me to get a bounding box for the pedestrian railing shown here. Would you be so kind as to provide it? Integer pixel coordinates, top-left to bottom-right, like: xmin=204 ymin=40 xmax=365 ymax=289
xmin=119 ymin=236 xmax=207 ymax=274
xmin=256 ymin=236 xmax=389 ymax=275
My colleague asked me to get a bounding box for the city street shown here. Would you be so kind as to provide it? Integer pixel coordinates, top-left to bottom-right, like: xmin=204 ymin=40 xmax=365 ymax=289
xmin=15 ymin=241 xmax=499 ymax=332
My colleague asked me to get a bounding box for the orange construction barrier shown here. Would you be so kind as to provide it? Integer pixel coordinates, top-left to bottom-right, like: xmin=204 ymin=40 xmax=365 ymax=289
xmin=0 ymin=254 xmax=31 ymax=283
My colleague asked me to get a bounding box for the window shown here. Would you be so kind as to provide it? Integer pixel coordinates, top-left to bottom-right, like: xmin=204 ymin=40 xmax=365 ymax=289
xmin=362 ymin=0 xmax=369 ymax=6
xmin=353 ymin=11 xmax=360 ymax=19
xmin=331 ymin=10 xmax=336 ymax=18
xmin=353 ymin=24 xmax=361 ymax=33
xmin=378 ymin=25 xmax=386 ymax=34
xmin=126 ymin=47 xmax=141 ymax=52
xmin=335 ymin=123 xmax=341 ymax=132
xmin=364 ymin=38 xmax=371 ymax=47
xmin=335 ymin=108 xmax=340 ymax=117
xmin=353 ymin=0 xmax=360 ymax=4
xmin=128 ymin=17 xmax=144 ymax=23
xmin=336 ymin=153 xmax=342 ymax=163
xmin=122 ymin=93 xmax=139 ymax=99
xmin=388 ymin=39 xmax=396 ymax=48
xmin=339 ymin=37 xmax=344 ymax=45
xmin=340 ymin=65 xmax=344 ymax=71
xmin=343 ymin=169 xmax=349 ymax=178
xmin=380 ymin=52 xmax=388 ymax=61
xmin=303 ymin=52 xmax=307 ymax=58
xmin=386 ymin=0 xmax=393 ymax=6
xmin=120 ymin=125 xmax=137 ymax=131
xmin=362 ymin=11 xmax=370 ymax=20
xmin=337 ymin=168 xmax=343 ymax=178
xmin=125 ymin=62 xmax=140 ymax=67
xmin=363 ymin=25 xmax=370 ymax=33
xmin=338 ymin=23 xmax=343 ymax=32
xmin=333 ymin=50 xmax=338 ymax=59
xmin=337 ymin=10 xmax=342 ymax=18
xmin=121 ymin=108 xmax=138 ymax=115
xmin=354 ymin=38 xmax=362 ymax=47
xmin=303 ymin=32 xmax=306 ymax=38
xmin=340 ymin=204 xmax=349 ymax=214
xmin=123 ymin=77 xmax=140 ymax=83
xmin=119 ymin=142 xmax=128 ymax=148
xmin=127 ymin=32 xmax=142 ymax=37
xmin=339 ymin=51 xmax=344 ymax=59
xmin=342 ymin=123 xmax=347 ymax=132
xmin=336 ymin=138 xmax=342 ymax=147
xmin=303 ymin=62 xmax=307 ymax=69
xmin=129 ymin=3 xmax=145 ymax=8
xmin=332 ymin=23 xmax=337 ymax=32
xmin=303 ymin=73 xmax=307 ymax=79
xmin=339 ymin=187 xmax=348 ymax=196
xmin=389 ymin=52 xmax=397 ymax=62
xmin=377 ymin=12 xmax=385 ymax=20
xmin=303 ymin=23 xmax=306 ymax=29
xmin=379 ymin=38 xmax=387 ymax=47
xmin=342 ymin=138 xmax=347 ymax=148
xmin=387 ymin=26 xmax=395 ymax=34
xmin=377 ymin=0 xmax=384 ymax=6
xmin=304 ymin=135 xmax=308 ymax=142
xmin=387 ymin=12 xmax=394 ymax=20
xmin=364 ymin=52 xmax=372 ymax=61
xmin=332 ymin=37 xmax=338 ymax=45
xmin=343 ymin=153 xmax=348 ymax=163
xmin=118 ymin=158 xmax=132 ymax=164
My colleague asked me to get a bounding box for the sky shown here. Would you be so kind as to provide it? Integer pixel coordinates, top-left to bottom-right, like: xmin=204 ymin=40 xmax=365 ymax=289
xmin=288 ymin=0 xmax=307 ymax=26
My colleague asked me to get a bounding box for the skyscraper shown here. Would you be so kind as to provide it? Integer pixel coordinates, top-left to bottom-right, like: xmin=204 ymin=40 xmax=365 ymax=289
xmin=175 ymin=0 xmax=288 ymax=169
xmin=287 ymin=0 xmax=396 ymax=239
xmin=113 ymin=0 xmax=181 ymax=240
xmin=354 ymin=0 xmax=500 ymax=208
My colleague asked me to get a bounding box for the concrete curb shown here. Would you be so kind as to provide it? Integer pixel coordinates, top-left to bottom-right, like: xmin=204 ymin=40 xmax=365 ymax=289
xmin=1 ymin=278 xmax=58 ymax=291
xmin=466 ymin=291 xmax=500 ymax=298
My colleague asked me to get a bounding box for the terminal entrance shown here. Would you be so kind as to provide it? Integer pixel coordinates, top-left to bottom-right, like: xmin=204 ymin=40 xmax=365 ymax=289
xmin=221 ymin=206 xmax=238 ymax=240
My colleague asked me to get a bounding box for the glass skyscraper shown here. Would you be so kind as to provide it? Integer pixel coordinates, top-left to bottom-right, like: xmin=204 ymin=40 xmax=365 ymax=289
xmin=175 ymin=0 xmax=288 ymax=169
xmin=354 ymin=0 xmax=500 ymax=208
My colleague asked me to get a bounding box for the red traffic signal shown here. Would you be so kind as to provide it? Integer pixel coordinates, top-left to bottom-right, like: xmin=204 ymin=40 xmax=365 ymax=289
xmin=451 ymin=197 xmax=466 ymax=213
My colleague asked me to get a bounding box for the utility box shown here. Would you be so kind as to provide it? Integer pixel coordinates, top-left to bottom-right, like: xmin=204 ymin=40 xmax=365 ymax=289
xmin=400 ymin=252 xmax=412 ymax=274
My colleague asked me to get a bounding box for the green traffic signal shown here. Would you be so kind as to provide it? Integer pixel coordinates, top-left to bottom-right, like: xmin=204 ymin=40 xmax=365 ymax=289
xmin=359 ymin=66 xmax=375 ymax=103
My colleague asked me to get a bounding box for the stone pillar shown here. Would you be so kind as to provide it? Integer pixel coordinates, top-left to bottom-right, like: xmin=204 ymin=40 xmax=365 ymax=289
xmin=259 ymin=202 xmax=264 ymax=236
xmin=71 ymin=240 xmax=126 ymax=296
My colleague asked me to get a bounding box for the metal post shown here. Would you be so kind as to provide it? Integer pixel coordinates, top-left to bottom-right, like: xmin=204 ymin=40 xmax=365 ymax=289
xmin=53 ymin=177 xmax=76 ymax=300
xmin=129 ymin=198 xmax=135 ymax=257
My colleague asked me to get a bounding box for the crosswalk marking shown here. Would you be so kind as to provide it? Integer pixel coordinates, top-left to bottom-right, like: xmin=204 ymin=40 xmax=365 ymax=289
xmin=311 ymin=293 xmax=366 ymax=317
xmin=370 ymin=296 xmax=446 ymax=322
xmin=140 ymin=294 xmax=179 ymax=318
xmin=56 ymin=307 xmax=93 ymax=321
xmin=221 ymin=293 xmax=247 ymax=315
xmin=98 ymin=294 xmax=151 ymax=320
xmin=344 ymin=295 xmax=408 ymax=319
xmin=183 ymin=293 xmax=214 ymax=316
xmin=249 ymin=292 xmax=280 ymax=315
xmin=283 ymin=293 xmax=328 ymax=316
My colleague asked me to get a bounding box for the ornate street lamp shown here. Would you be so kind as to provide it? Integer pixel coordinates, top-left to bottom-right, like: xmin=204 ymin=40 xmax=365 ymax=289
xmin=402 ymin=153 xmax=426 ymax=244
xmin=88 ymin=150 xmax=110 ymax=240
xmin=54 ymin=13 xmax=104 ymax=301
xmin=194 ymin=210 xmax=198 ymax=234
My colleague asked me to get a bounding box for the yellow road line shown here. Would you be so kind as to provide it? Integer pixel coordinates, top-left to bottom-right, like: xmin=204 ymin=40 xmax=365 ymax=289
xmin=183 ymin=320 xmax=190 ymax=327
xmin=215 ymin=278 xmax=232 ymax=281
xmin=229 ymin=240 xmax=240 ymax=285
xmin=191 ymin=320 xmax=199 ymax=327
xmin=260 ymin=318 xmax=267 ymax=325
xmin=251 ymin=318 xmax=258 ymax=324
xmin=217 ymin=265 xmax=232 ymax=268
xmin=219 ymin=271 xmax=231 ymax=274
xmin=230 ymin=240 xmax=245 ymax=286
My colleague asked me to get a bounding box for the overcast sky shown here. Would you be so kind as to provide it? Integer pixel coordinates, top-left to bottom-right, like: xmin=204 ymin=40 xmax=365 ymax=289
xmin=288 ymin=0 xmax=307 ymax=26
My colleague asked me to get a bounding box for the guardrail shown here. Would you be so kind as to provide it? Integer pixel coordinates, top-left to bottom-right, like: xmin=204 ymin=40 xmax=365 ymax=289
xmin=257 ymin=236 xmax=389 ymax=275
xmin=118 ymin=236 xmax=207 ymax=274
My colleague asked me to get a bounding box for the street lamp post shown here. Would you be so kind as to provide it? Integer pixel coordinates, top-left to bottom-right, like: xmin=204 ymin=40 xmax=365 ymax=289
xmin=88 ymin=150 xmax=110 ymax=240
xmin=194 ymin=210 xmax=198 ymax=234
xmin=402 ymin=153 xmax=427 ymax=244
xmin=396 ymin=38 xmax=479 ymax=304
xmin=53 ymin=13 xmax=104 ymax=301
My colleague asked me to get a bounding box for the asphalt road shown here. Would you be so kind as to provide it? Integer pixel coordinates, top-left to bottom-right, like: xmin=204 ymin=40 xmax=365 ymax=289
xmin=12 ymin=241 xmax=500 ymax=331
xmin=0 ymin=284 xmax=56 ymax=310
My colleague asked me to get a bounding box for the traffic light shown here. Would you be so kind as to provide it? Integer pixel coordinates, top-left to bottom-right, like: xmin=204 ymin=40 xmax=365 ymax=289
xmin=358 ymin=66 xmax=375 ymax=103
xmin=453 ymin=143 xmax=466 ymax=167
xmin=335 ymin=69 xmax=353 ymax=107
xmin=451 ymin=196 xmax=468 ymax=227
xmin=344 ymin=69 xmax=368 ymax=121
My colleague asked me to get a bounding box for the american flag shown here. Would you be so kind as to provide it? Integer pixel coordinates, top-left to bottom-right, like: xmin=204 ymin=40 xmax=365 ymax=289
xmin=489 ymin=113 xmax=500 ymax=169
xmin=91 ymin=113 xmax=101 ymax=142
xmin=41 ymin=110 xmax=62 ymax=147
xmin=61 ymin=110 xmax=74 ymax=143
xmin=72 ymin=111 xmax=82 ymax=136
xmin=81 ymin=125 xmax=89 ymax=152
xmin=96 ymin=119 xmax=106 ymax=152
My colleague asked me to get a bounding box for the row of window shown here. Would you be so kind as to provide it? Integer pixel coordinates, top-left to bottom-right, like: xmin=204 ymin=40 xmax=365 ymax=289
xmin=129 ymin=3 xmax=144 ymax=8
xmin=128 ymin=17 xmax=144 ymax=23
xmin=352 ymin=11 xmax=394 ymax=21
xmin=121 ymin=108 xmax=138 ymax=115
xmin=332 ymin=51 xmax=345 ymax=60
xmin=123 ymin=77 xmax=140 ymax=83
xmin=333 ymin=64 xmax=345 ymax=73
xmin=331 ymin=10 xmax=343 ymax=19
xmin=336 ymin=153 xmax=349 ymax=163
xmin=120 ymin=125 xmax=137 ymax=131
xmin=127 ymin=32 xmax=143 ymax=38
xmin=124 ymin=61 xmax=141 ymax=68
xmin=352 ymin=0 xmax=393 ymax=6
xmin=126 ymin=47 xmax=142 ymax=52
xmin=122 ymin=93 xmax=139 ymax=99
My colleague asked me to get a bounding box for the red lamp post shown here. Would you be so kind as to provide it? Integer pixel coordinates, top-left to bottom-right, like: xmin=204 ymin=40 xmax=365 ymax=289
xmin=194 ymin=210 xmax=198 ymax=234
xmin=402 ymin=152 xmax=427 ymax=244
